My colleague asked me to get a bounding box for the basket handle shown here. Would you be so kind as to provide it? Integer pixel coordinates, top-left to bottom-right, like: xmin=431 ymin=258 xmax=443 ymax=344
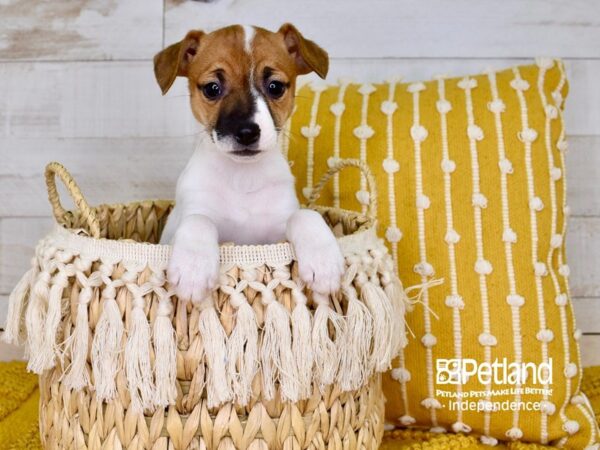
xmin=307 ymin=158 xmax=378 ymax=220
xmin=45 ymin=162 xmax=101 ymax=238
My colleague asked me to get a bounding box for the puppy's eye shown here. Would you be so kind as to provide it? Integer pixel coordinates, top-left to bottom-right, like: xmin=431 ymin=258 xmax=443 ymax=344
xmin=201 ymin=82 xmax=222 ymax=100
xmin=266 ymin=80 xmax=286 ymax=99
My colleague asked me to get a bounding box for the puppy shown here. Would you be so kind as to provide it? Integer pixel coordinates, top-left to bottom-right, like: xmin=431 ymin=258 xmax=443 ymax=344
xmin=154 ymin=24 xmax=344 ymax=302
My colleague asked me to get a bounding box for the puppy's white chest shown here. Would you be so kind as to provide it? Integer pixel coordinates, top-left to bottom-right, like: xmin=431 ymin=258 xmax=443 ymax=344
xmin=171 ymin=149 xmax=299 ymax=246
xmin=216 ymin=184 xmax=297 ymax=244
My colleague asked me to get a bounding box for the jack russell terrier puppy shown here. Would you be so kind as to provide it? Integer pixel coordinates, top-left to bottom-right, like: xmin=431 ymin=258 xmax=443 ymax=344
xmin=154 ymin=24 xmax=344 ymax=303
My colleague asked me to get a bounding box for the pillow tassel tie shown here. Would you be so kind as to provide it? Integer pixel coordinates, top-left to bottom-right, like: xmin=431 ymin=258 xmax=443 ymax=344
xmin=92 ymin=272 xmax=124 ymax=402
xmin=64 ymin=267 xmax=102 ymax=391
xmin=251 ymin=279 xmax=298 ymax=402
xmin=153 ymin=286 xmax=177 ymax=408
xmin=124 ymin=280 xmax=155 ymax=413
xmin=404 ymin=278 xmax=444 ymax=319
xmin=224 ymin=280 xmax=258 ymax=406
xmin=3 ymin=257 xmax=38 ymax=346
xmin=198 ymin=296 xmax=232 ymax=408
xmin=312 ymin=291 xmax=345 ymax=392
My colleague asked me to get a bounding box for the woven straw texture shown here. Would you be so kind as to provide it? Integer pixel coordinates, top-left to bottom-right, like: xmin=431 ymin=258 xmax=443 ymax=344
xmin=1 ymin=362 xmax=600 ymax=449
xmin=3 ymin=160 xmax=405 ymax=450
xmin=286 ymin=60 xmax=599 ymax=448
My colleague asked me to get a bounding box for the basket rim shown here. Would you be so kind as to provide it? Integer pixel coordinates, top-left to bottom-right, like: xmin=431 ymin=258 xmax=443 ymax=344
xmin=51 ymin=202 xmax=380 ymax=267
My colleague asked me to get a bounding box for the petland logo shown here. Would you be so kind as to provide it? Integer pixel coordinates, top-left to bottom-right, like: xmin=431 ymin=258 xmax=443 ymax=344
xmin=436 ymin=358 xmax=553 ymax=386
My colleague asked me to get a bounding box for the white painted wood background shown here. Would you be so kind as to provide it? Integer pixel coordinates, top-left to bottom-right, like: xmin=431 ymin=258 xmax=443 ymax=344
xmin=0 ymin=0 xmax=599 ymax=364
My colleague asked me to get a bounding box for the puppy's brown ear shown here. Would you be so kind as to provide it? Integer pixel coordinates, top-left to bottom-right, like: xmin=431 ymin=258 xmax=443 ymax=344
xmin=154 ymin=30 xmax=204 ymax=95
xmin=278 ymin=23 xmax=329 ymax=79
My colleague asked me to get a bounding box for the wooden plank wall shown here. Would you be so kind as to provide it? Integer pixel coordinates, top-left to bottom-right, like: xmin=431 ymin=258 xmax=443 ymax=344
xmin=0 ymin=0 xmax=599 ymax=364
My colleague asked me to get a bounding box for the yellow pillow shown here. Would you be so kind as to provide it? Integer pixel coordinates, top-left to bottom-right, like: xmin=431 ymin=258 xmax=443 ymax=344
xmin=286 ymin=60 xmax=600 ymax=448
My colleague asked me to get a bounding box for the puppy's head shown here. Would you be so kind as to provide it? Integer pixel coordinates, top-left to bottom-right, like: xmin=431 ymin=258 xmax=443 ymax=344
xmin=154 ymin=24 xmax=328 ymax=162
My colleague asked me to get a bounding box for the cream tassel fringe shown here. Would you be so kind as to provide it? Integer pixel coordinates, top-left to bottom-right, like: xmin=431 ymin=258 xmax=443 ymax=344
xmin=63 ymin=287 xmax=93 ymax=390
xmin=63 ymin=269 xmax=102 ymax=390
xmin=290 ymin=286 xmax=313 ymax=399
xmin=198 ymin=298 xmax=232 ymax=408
xmin=42 ymin=264 xmax=73 ymax=370
xmin=312 ymin=291 xmax=345 ymax=391
xmin=153 ymin=293 xmax=177 ymax=408
xmin=252 ymin=280 xmax=298 ymax=402
xmin=376 ymin=252 xmax=411 ymax=356
xmin=358 ymin=273 xmax=395 ymax=372
xmin=3 ymin=259 xmax=37 ymax=346
xmin=383 ymin=273 xmax=409 ymax=354
xmin=125 ymin=283 xmax=155 ymax=412
xmin=25 ymin=271 xmax=52 ymax=373
xmin=92 ymin=277 xmax=124 ymax=402
xmin=339 ymin=286 xmax=372 ymax=391
xmin=225 ymin=281 xmax=258 ymax=406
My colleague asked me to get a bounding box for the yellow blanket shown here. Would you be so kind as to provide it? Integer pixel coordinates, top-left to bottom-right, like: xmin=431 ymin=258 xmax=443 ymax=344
xmin=1 ymin=362 xmax=598 ymax=449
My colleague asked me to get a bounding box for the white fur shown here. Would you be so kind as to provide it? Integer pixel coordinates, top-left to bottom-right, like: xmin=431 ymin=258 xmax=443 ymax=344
xmin=242 ymin=25 xmax=276 ymax=154
xmin=286 ymin=209 xmax=346 ymax=294
xmin=161 ymin=132 xmax=344 ymax=302
xmin=252 ymin=96 xmax=278 ymax=153
xmin=242 ymin=25 xmax=255 ymax=54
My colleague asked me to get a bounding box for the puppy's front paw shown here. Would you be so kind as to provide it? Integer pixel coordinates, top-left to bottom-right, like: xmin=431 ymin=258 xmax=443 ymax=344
xmin=295 ymin=238 xmax=345 ymax=295
xmin=168 ymin=243 xmax=220 ymax=303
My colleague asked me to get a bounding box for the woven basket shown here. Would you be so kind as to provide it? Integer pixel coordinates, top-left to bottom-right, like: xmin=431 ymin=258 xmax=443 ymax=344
xmin=3 ymin=159 xmax=407 ymax=450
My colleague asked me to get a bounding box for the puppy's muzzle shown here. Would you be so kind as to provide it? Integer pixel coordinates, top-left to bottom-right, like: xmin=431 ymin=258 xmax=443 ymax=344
xmin=228 ymin=121 xmax=262 ymax=157
xmin=234 ymin=122 xmax=260 ymax=146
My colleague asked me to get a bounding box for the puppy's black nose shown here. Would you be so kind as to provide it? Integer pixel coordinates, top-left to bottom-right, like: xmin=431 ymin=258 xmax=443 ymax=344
xmin=234 ymin=123 xmax=260 ymax=146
